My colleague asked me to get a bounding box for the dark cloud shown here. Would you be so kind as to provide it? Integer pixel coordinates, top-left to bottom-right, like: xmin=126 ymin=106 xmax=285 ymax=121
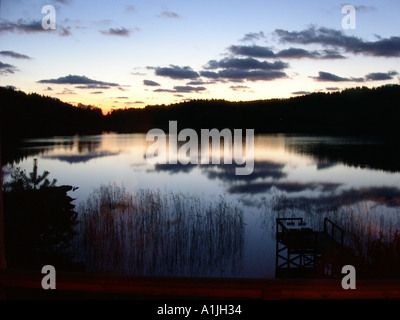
xmin=154 ymin=86 xmax=206 ymax=93
xmin=200 ymin=57 xmax=288 ymax=82
xmin=275 ymin=26 xmax=400 ymax=57
xmin=365 ymin=71 xmax=398 ymax=81
xmin=320 ymin=49 xmax=346 ymax=59
xmin=0 ymin=19 xmax=71 ymax=36
xmin=53 ymin=0 xmax=72 ymax=4
xmin=186 ymin=80 xmax=216 ymax=85
xmin=157 ymin=11 xmax=181 ymax=19
xmin=90 ymin=91 xmax=103 ymax=94
xmin=199 ymin=71 xmax=220 ymax=79
xmin=75 ymin=84 xmax=115 ymax=89
xmin=325 ymin=87 xmax=340 ymax=91
xmin=100 ymin=27 xmax=136 ymax=36
xmin=292 ymin=91 xmax=311 ymax=95
xmin=56 ymin=88 xmax=76 ymax=95
xmin=0 ymin=61 xmax=18 ymax=75
xmin=143 ymin=80 xmax=161 ymax=86
xmin=229 ymin=44 xmax=345 ymax=60
xmin=312 ymin=70 xmax=398 ymax=83
xmin=38 ymin=74 xmax=119 ymax=87
xmin=0 ymin=50 xmax=32 ymax=59
xmin=153 ymin=88 xmax=175 ymax=93
xmin=239 ymin=31 xmax=266 ymax=42
xmin=276 ymin=48 xmax=319 ymax=59
xmin=228 ymin=45 xmax=275 ymax=58
xmin=353 ymin=5 xmax=376 ymax=12
xmin=173 ymin=86 xmax=206 ymax=93
xmin=204 ymin=57 xmax=287 ymax=71
xmin=311 ymin=71 xmax=364 ymax=82
xmin=230 ymin=85 xmax=250 ymax=91
xmin=155 ymin=65 xmax=199 ymax=80
xmin=202 ymin=69 xmax=287 ymax=81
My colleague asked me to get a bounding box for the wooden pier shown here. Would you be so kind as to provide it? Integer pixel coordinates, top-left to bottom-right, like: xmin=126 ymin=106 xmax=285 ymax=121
xmin=276 ymin=217 xmax=348 ymax=279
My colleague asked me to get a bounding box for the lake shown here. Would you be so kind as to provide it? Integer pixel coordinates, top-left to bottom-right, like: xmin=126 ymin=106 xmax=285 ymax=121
xmin=3 ymin=133 xmax=400 ymax=279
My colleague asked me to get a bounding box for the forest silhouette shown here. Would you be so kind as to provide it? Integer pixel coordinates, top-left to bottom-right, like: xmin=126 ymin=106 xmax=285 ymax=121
xmin=1 ymin=84 xmax=400 ymax=141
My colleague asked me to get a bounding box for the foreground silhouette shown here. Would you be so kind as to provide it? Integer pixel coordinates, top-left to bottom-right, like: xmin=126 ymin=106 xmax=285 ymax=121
xmin=2 ymin=159 xmax=80 ymax=271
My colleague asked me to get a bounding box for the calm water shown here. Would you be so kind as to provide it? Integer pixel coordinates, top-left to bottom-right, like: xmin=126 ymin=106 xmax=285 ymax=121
xmin=4 ymin=133 xmax=400 ymax=278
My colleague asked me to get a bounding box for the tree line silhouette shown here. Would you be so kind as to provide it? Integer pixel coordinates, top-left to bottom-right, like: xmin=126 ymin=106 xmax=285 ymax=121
xmin=1 ymin=84 xmax=400 ymax=141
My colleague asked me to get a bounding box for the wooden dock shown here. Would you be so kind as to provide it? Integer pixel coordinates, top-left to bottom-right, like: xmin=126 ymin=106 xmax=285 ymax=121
xmin=275 ymin=217 xmax=349 ymax=278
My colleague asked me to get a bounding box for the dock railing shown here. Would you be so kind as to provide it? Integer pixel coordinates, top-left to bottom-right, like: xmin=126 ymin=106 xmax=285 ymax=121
xmin=323 ymin=218 xmax=344 ymax=245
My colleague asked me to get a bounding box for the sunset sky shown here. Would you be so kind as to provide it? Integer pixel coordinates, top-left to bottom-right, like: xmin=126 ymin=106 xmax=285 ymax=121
xmin=0 ymin=0 xmax=399 ymax=113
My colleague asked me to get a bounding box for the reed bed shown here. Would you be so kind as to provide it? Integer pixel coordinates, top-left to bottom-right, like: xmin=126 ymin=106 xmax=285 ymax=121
xmin=72 ymin=184 xmax=245 ymax=277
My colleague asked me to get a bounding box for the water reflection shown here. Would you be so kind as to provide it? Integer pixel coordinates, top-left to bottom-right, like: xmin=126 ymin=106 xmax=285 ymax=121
xmin=285 ymin=135 xmax=400 ymax=173
xmin=3 ymin=133 xmax=400 ymax=278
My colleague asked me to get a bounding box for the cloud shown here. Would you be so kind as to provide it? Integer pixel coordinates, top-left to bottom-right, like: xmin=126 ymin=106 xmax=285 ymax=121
xmin=125 ymin=5 xmax=136 ymax=13
xmin=0 ymin=61 xmax=18 ymax=75
xmin=143 ymin=80 xmax=161 ymax=86
xmin=228 ymin=45 xmax=275 ymax=58
xmin=154 ymin=86 xmax=206 ymax=93
xmin=201 ymin=69 xmax=287 ymax=81
xmin=229 ymin=45 xmax=345 ymax=60
xmin=365 ymin=71 xmax=398 ymax=81
xmin=90 ymin=91 xmax=103 ymax=94
xmin=186 ymin=80 xmax=216 ymax=85
xmin=352 ymin=5 xmax=376 ymax=13
xmin=56 ymin=88 xmax=76 ymax=95
xmin=204 ymin=57 xmax=287 ymax=71
xmin=154 ymin=65 xmax=199 ymax=80
xmin=275 ymin=26 xmax=400 ymax=57
xmin=200 ymin=57 xmax=288 ymax=82
xmin=153 ymin=88 xmax=175 ymax=93
xmin=326 ymin=87 xmax=340 ymax=91
xmin=230 ymin=85 xmax=250 ymax=91
xmin=0 ymin=19 xmax=71 ymax=36
xmin=311 ymin=71 xmax=364 ymax=82
xmin=53 ymin=0 xmax=72 ymax=4
xmin=239 ymin=31 xmax=266 ymax=42
xmin=276 ymin=47 xmax=319 ymax=59
xmin=312 ymin=70 xmax=398 ymax=82
xmin=0 ymin=50 xmax=32 ymax=59
xmin=125 ymin=101 xmax=144 ymax=105
xmin=100 ymin=27 xmax=137 ymax=36
xmin=292 ymin=91 xmax=311 ymax=95
xmin=173 ymin=86 xmax=206 ymax=93
xmin=157 ymin=11 xmax=181 ymax=19
xmin=38 ymin=74 xmax=119 ymax=88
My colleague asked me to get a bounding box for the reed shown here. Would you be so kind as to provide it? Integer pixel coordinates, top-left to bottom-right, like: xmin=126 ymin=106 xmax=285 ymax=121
xmin=72 ymin=184 xmax=245 ymax=277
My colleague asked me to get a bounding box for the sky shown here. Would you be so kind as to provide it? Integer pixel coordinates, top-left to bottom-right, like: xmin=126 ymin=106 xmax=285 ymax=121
xmin=0 ymin=0 xmax=399 ymax=113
